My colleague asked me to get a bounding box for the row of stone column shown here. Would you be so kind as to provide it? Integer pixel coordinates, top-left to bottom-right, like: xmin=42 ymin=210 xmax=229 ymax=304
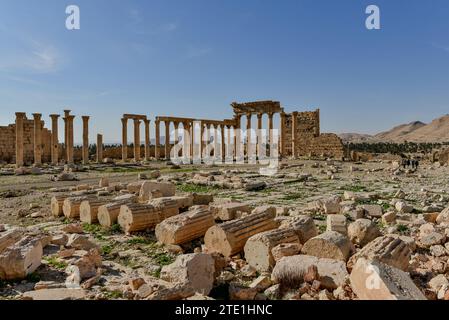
xmin=121 ymin=117 xmax=151 ymax=162
xmin=234 ymin=112 xmax=276 ymax=159
xmin=15 ymin=111 xmax=101 ymax=167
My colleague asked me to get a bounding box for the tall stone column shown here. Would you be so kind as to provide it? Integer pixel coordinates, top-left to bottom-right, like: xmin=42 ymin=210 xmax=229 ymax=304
xmin=183 ymin=122 xmax=190 ymax=160
xmin=32 ymin=113 xmax=42 ymax=166
xmin=66 ymin=115 xmax=75 ymax=165
xmin=63 ymin=110 xmax=71 ymax=162
xmin=174 ymin=122 xmax=179 ymax=157
xmin=144 ymin=119 xmax=150 ymax=161
xmin=165 ymin=121 xmax=170 ymax=160
xmin=257 ymin=113 xmax=263 ymax=159
xmin=280 ymin=112 xmax=286 ymax=157
xmin=200 ymin=122 xmax=205 ymax=160
xmin=234 ymin=115 xmax=242 ymax=162
xmin=221 ymin=125 xmax=226 ymax=161
xmin=121 ymin=118 xmax=128 ymax=162
xmin=133 ymin=119 xmax=141 ymax=162
xmin=291 ymin=111 xmax=298 ymax=159
xmin=97 ymin=134 xmax=103 ymax=163
xmin=50 ymin=114 xmax=60 ymax=165
xmin=213 ymin=126 xmax=219 ymax=159
xmin=226 ymin=126 xmax=232 ymax=160
xmin=246 ymin=114 xmax=252 ymax=159
xmin=190 ymin=122 xmax=195 ymax=162
xmin=15 ymin=112 xmax=26 ymax=168
xmin=268 ymin=113 xmax=274 ymax=157
xmin=155 ymin=120 xmax=161 ymax=160
xmin=82 ymin=116 xmax=90 ymax=164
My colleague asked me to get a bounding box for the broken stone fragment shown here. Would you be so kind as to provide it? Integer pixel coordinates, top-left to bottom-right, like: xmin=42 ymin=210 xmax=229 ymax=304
xmin=67 ymin=234 xmax=99 ymax=251
xmin=22 ymin=288 xmax=87 ymax=300
xmin=347 ymin=219 xmax=381 ymax=247
xmin=349 ymin=258 xmax=426 ymax=300
xmin=0 ymin=236 xmax=43 ymax=280
xmin=160 ymin=253 xmax=215 ymax=295
xmin=271 ymin=242 xmax=302 ymax=262
xmin=210 ymin=202 xmax=251 ymax=221
xmin=360 ymin=204 xmax=383 ymax=218
xmin=347 ymin=235 xmax=411 ymax=271
xmin=326 ymin=214 xmax=347 ymax=235
xmin=271 ymin=254 xmax=348 ymax=290
xmin=301 ymin=231 xmax=352 ymax=261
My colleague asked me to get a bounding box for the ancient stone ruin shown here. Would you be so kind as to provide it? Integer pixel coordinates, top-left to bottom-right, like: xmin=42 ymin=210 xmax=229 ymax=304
xmin=0 ymin=101 xmax=345 ymax=166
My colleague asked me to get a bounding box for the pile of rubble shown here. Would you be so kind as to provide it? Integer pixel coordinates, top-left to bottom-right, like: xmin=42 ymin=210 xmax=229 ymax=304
xmin=1 ymin=168 xmax=449 ymax=301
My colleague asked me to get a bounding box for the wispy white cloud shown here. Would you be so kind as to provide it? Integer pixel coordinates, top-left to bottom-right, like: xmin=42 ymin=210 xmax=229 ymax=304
xmin=431 ymin=42 xmax=449 ymax=53
xmin=0 ymin=40 xmax=63 ymax=74
xmin=186 ymin=45 xmax=212 ymax=59
xmin=128 ymin=8 xmax=177 ymax=35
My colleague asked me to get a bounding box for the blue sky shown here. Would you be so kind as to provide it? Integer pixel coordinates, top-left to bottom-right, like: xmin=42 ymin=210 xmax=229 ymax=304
xmin=0 ymin=0 xmax=448 ymax=143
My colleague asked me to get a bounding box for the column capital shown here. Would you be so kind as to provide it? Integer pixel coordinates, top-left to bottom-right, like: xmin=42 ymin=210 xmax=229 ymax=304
xmin=50 ymin=114 xmax=60 ymax=119
xmin=32 ymin=113 xmax=42 ymax=119
xmin=257 ymin=113 xmax=263 ymax=119
xmin=144 ymin=119 xmax=151 ymax=124
xmin=82 ymin=115 xmax=90 ymax=121
xmin=267 ymin=112 xmax=274 ymax=118
xmin=292 ymin=111 xmax=299 ymax=117
xmin=66 ymin=115 xmax=75 ymax=120
xmin=15 ymin=112 xmax=26 ymax=118
xmin=246 ymin=113 xmax=252 ymax=119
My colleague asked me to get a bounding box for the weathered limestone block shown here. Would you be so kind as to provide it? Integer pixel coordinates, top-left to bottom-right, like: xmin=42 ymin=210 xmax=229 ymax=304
xmin=80 ymin=198 xmax=109 ymax=224
xmin=160 ymin=253 xmax=215 ymax=295
xmin=97 ymin=198 xmax=137 ymax=228
xmin=271 ymin=255 xmax=348 ymax=290
xmin=63 ymin=196 xmax=95 ymax=219
xmin=155 ymin=206 xmax=215 ymax=245
xmin=361 ymin=204 xmax=383 ymax=218
xmin=321 ymin=196 xmax=341 ymax=214
xmin=326 ymin=215 xmax=347 ymax=235
xmin=139 ymin=181 xmax=176 ymax=201
xmin=280 ymin=215 xmax=318 ymax=244
xmin=436 ymin=207 xmax=449 ymax=225
xmin=301 ymin=231 xmax=352 ymax=261
xmin=204 ymin=210 xmax=277 ymax=257
xmin=51 ymin=195 xmax=67 ymax=217
xmin=210 ymin=202 xmax=251 ymax=221
xmin=22 ymin=288 xmax=87 ymax=300
xmin=192 ymin=193 xmax=214 ymax=205
xmin=0 ymin=236 xmax=43 ymax=280
xmin=67 ymin=234 xmax=99 ymax=251
xmin=118 ymin=200 xmax=179 ymax=233
xmin=271 ymin=243 xmax=302 ymax=262
xmin=127 ymin=181 xmax=144 ymax=193
xmin=349 ymin=258 xmax=426 ymax=300
xmin=244 ymin=228 xmax=300 ymax=272
xmin=0 ymin=228 xmax=23 ymax=253
xmin=348 ymin=219 xmax=381 ymax=247
xmin=347 ymin=235 xmax=411 ymax=271
xmin=157 ymin=195 xmax=193 ymax=211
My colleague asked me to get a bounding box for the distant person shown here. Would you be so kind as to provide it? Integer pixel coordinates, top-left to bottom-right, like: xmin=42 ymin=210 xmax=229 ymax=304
xmin=401 ymin=158 xmax=407 ymax=169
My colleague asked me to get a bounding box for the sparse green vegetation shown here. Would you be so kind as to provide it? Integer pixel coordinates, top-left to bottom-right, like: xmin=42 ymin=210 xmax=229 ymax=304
xmin=281 ymin=192 xmax=303 ymax=201
xmin=396 ymin=224 xmax=409 ymax=233
xmin=176 ymin=183 xmax=222 ymax=194
xmin=44 ymin=256 xmax=68 ymax=270
xmin=342 ymin=184 xmax=368 ymax=192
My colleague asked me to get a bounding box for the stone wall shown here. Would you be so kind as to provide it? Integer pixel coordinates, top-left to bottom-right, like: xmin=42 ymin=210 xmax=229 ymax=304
xmin=283 ymin=110 xmax=344 ymax=159
xmin=0 ymin=118 xmax=52 ymax=164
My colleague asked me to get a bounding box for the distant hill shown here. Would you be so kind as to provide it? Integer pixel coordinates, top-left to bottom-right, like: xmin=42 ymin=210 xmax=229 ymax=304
xmin=339 ymin=114 xmax=449 ymax=143
xmin=375 ymin=121 xmax=426 ymax=142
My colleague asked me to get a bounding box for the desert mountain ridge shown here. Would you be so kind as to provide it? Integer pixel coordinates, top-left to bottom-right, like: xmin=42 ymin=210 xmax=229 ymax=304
xmin=339 ymin=114 xmax=449 ymax=143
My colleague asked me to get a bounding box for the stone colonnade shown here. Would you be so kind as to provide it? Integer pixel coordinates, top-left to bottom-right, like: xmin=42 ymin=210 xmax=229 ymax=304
xmin=121 ymin=114 xmax=150 ymax=162
xmin=14 ymin=110 xmax=102 ymax=168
